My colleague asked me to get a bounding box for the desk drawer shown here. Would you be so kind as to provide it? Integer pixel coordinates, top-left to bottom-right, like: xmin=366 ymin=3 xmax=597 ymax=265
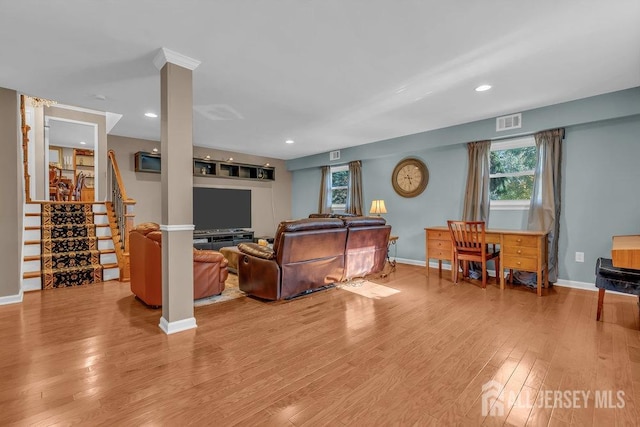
xmin=502 ymin=245 xmax=538 ymax=257
xmin=428 ymin=239 xmax=451 ymax=251
xmin=503 ymin=255 xmax=537 ymax=271
xmin=503 ymin=235 xmax=538 ymax=248
xmin=428 ymin=248 xmax=452 ymax=261
xmin=427 ymin=230 xmax=450 ymax=241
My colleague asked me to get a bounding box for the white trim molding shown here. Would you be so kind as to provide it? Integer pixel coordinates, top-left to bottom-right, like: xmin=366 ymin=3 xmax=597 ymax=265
xmin=153 ymin=47 xmax=201 ymax=71
xmin=52 ymin=103 xmax=106 ymax=116
xmin=159 ymin=224 xmax=195 ymax=232
xmin=159 ymin=317 xmax=197 ymax=335
xmin=0 ymin=291 xmax=23 ymax=306
xmin=396 ymin=257 xmax=427 ymax=267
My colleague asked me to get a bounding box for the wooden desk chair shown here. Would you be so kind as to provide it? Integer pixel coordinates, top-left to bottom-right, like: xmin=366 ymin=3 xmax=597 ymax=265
xmin=72 ymin=172 xmax=85 ymax=201
xmin=49 ymin=165 xmax=71 ymax=201
xmin=447 ymin=220 xmax=500 ymax=288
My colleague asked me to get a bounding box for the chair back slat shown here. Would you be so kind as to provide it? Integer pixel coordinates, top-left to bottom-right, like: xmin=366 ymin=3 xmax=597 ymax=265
xmin=447 ymin=220 xmax=486 ymax=254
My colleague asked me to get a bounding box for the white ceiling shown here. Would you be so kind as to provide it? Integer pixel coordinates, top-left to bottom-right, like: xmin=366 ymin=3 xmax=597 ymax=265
xmin=2 ymin=1 xmax=639 ymax=160
xmin=47 ymin=118 xmax=96 ymax=150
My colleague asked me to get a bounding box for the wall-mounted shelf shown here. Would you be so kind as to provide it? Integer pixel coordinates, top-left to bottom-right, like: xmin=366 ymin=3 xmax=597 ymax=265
xmin=134 ymin=152 xmax=161 ymax=173
xmin=134 ymin=152 xmax=275 ymax=181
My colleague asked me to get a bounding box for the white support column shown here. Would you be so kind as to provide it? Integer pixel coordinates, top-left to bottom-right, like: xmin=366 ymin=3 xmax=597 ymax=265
xmin=154 ymin=48 xmax=201 ymax=335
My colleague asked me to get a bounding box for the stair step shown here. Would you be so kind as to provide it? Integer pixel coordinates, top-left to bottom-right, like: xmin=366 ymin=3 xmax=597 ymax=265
xmin=102 ymin=262 xmax=118 ymax=270
xmin=26 ymin=235 xmax=112 ymax=245
xmin=23 ymin=271 xmax=40 ymax=279
xmin=24 ymin=223 xmax=109 ymax=231
xmin=26 ymin=212 xmax=40 ymax=217
xmin=24 ymin=248 xmax=115 ymax=262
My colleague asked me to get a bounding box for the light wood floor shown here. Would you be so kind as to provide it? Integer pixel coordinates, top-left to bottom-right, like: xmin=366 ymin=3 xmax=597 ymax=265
xmin=1 ymin=264 xmax=639 ymax=426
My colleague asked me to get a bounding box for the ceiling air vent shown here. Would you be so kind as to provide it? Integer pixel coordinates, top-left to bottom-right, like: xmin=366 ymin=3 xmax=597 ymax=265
xmin=193 ymin=104 xmax=244 ymax=121
xmin=496 ymin=113 xmax=522 ymax=132
xmin=329 ymin=150 xmax=341 ymax=161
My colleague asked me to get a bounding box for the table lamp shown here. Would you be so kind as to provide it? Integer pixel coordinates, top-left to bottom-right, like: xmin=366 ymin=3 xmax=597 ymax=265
xmin=369 ymin=199 xmax=387 ymax=216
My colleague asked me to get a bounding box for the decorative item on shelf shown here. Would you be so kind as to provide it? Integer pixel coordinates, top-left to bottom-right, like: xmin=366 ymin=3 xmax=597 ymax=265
xmin=369 ymin=199 xmax=387 ymax=216
xmin=257 ymin=169 xmax=264 ymax=179
xmin=200 ymin=167 xmax=207 ymax=175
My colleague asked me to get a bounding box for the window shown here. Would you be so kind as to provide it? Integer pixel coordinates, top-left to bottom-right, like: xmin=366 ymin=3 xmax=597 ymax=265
xmin=490 ymin=136 xmax=536 ymax=209
xmin=330 ymin=165 xmax=349 ymax=211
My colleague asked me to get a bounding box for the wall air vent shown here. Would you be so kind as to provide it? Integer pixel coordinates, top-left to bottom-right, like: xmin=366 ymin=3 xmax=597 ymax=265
xmin=496 ymin=113 xmax=522 ymax=132
xmin=329 ymin=150 xmax=341 ymax=161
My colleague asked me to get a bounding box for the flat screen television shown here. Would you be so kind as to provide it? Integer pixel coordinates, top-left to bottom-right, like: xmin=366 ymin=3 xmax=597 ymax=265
xmin=193 ymin=187 xmax=251 ymax=231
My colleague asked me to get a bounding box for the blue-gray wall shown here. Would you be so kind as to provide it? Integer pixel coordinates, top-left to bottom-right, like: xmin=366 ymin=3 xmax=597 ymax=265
xmin=288 ymin=88 xmax=640 ymax=286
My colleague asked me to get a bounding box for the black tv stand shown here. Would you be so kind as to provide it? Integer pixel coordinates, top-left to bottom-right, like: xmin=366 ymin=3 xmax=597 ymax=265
xmin=192 ymin=229 xmax=254 ymax=251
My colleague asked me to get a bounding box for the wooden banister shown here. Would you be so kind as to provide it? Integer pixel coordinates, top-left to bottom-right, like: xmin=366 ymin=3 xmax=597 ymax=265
xmin=107 ymin=149 xmax=132 ymax=202
xmin=107 ymin=149 xmax=136 ymax=281
xmin=20 ymin=95 xmax=32 ymax=202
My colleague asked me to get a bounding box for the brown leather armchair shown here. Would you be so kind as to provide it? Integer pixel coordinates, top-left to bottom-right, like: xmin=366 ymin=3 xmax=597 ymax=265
xmin=129 ymin=222 xmax=229 ymax=307
xmin=238 ymin=218 xmax=347 ymax=300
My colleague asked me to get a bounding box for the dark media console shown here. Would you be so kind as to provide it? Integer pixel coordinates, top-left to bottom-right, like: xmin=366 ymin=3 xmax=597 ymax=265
xmin=193 ymin=229 xmax=254 ymax=251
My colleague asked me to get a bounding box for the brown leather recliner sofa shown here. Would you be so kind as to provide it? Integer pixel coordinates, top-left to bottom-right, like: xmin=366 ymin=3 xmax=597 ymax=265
xmin=129 ymin=222 xmax=229 ymax=307
xmin=342 ymin=216 xmax=391 ymax=280
xmin=238 ymin=216 xmax=391 ymax=300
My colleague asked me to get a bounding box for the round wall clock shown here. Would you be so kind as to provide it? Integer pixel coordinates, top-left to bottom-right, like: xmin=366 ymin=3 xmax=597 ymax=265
xmin=391 ymin=157 xmax=429 ymax=198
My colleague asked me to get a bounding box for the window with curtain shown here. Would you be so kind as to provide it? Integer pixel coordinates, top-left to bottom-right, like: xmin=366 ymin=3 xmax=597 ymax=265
xmin=489 ymin=136 xmax=536 ymax=210
xmin=330 ymin=165 xmax=349 ymax=212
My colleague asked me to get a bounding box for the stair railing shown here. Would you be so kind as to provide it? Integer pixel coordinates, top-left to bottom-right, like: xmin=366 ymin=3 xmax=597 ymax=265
xmin=20 ymin=95 xmax=32 ymax=202
xmin=107 ymin=149 xmax=136 ymax=281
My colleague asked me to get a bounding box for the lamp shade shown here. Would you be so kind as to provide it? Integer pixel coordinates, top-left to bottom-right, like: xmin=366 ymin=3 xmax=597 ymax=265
xmin=369 ymin=199 xmax=387 ymax=215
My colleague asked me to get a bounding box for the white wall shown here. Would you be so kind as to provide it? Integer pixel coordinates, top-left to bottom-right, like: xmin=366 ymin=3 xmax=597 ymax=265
xmin=290 ymin=88 xmax=640 ymax=284
xmin=108 ymin=135 xmax=292 ymax=237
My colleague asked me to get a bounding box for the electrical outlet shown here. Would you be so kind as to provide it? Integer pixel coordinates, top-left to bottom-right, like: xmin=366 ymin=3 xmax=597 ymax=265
xmin=575 ymin=252 xmax=584 ymax=263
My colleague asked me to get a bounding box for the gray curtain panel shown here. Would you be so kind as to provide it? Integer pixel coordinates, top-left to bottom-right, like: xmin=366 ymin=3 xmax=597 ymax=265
xmin=528 ymin=128 xmax=564 ymax=283
xmin=462 ymin=141 xmax=491 ymax=222
xmin=318 ymin=165 xmax=332 ymax=214
xmin=346 ymin=160 xmax=364 ymax=215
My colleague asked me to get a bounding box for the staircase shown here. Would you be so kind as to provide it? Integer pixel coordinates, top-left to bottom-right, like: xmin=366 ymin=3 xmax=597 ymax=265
xmin=22 ymin=202 xmax=120 ymax=291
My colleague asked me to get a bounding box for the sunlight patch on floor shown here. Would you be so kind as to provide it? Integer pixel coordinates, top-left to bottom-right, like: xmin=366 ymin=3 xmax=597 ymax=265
xmin=337 ymin=279 xmax=401 ymax=299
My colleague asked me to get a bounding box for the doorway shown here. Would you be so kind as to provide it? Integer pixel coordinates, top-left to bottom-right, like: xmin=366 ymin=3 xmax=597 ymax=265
xmin=43 ymin=116 xmax=98 ymax=202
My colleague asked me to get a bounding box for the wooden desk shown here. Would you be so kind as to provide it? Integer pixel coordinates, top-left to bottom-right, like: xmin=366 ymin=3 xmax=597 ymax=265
xmin=612 ymin=235 xmax=640 ymax=269
xmin=425 ymin=226 xmax=549 ymax=296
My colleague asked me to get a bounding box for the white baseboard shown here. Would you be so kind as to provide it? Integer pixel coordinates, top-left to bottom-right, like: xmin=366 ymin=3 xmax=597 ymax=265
xmin=398 ymin=260 xmax=626 ymax=296
xmin=0 ymin=290 xmax=23 ymax=305
xmin=554 ymin=279 xmax=596 ymax=291
xmin=555 ymin=278 xmax=637 ymax=297
xmin=159 ymin=316 xmax=197 ymax=334
xmin=395 ymin=257 xmax=426 ymax=267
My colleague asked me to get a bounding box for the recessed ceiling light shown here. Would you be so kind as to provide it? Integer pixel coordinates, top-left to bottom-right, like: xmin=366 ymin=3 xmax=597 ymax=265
xmin=80 ymin=141 xmax=86 ymax=145
xmin=285 ymin=139 xmax=295 ymax=144
xmin=475 ymin=84 xmax=492 ymax=92
xmin=145 ymin=112 xmax=158 ymax=118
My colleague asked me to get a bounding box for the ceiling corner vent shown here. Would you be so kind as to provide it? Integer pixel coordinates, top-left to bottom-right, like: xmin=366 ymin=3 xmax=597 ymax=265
xmin=329 ymin=150 xmax=341 ymax=161
xmin=496 ymin=113 xmax=522 ymax=132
